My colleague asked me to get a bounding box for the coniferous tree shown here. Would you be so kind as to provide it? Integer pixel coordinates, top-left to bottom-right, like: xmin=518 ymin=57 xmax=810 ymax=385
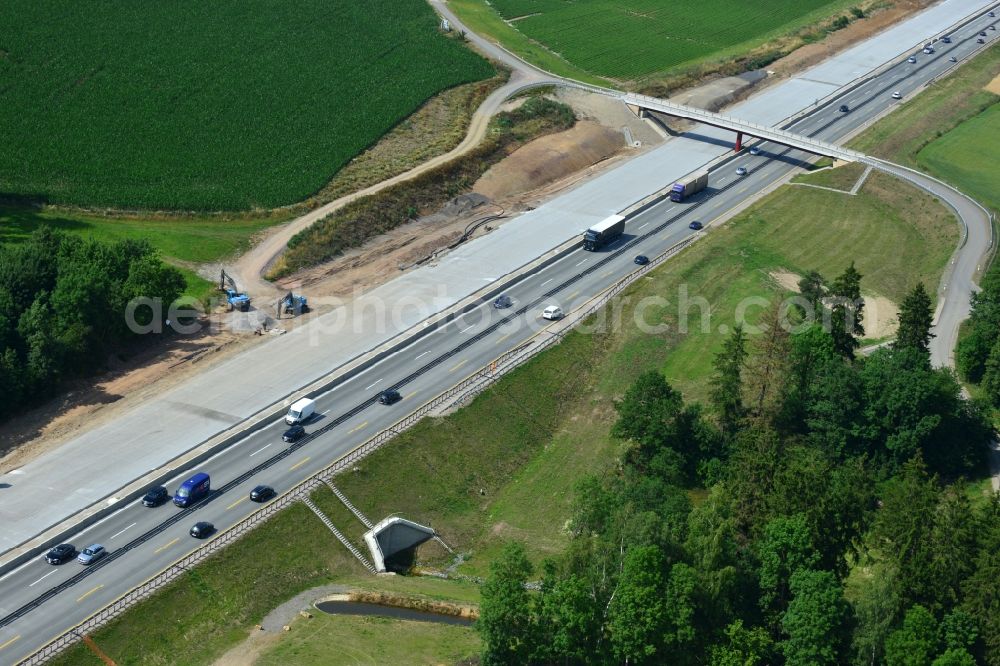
xmin=895 ymin=282 xmax=935 ymax=358
xmin=829 ymin=262 xmax=865 ymax=358
xmin=711 ymin=325 xmax=748 ymax=439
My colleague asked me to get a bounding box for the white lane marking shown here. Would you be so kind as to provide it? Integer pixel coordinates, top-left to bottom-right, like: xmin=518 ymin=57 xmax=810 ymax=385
xmin=459 ymin=324 xmax=476 ymax=334
xmin=109 ymin=522 xmax=136 ymax=540
xmin=575 ymin=259 xmax=587 ymax=266
xmin=250 ymin=443 xmax=272 ymax=457
xmin=541 ymin=278 xmax=553 ymax=286
xmin=638 ymin=222 xmax=649 ymax=230
xmin=416 ymin=350 xmax=430 ymax=360
xmin=28 ymin=570 xmax=56 ymax=587
xmin=364 ymin=378 xmax=382 ymax=390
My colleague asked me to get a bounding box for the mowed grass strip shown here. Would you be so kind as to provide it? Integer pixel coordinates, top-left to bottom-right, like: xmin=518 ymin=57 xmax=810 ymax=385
xmin=38 ymin=162 xmax=959 ymax=666
xmin=255 ymin=614 xmax=480 ymax=666
xmin=481 ymin=0 xmax=852 ymax=79
xmin=0 ymin=0 xmax=493 ymax=211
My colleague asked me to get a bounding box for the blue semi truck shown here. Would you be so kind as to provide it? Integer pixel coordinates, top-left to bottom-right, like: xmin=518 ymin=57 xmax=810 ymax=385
xmin=669 ymin=170 xmax=709 ymax=202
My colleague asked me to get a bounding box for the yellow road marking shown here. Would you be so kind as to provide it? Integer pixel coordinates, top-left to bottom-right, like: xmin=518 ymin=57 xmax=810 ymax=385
xmin=227 ymin=496 xmax=247 ymax=511
xmin=0 ymin=636 xmax=20 ymax=651
xmin=602 ymin=270 xmax=613 ymax=277
xmin=76 ymin=584 xmax=104 ymax=603
xmin=738 ymin=186 xmax=749 ymax=193
xmin=403 ymin=392 xmax=416 ymax=401
xmin=449 ymin=359 xmax=468 ymax=373
xmin=567 ymin=291 xmax=580 ymax=301
xmin=154 ymin=537 xmax=179 ymax=555
xmin=495 ymin=332 xmax=511 ymax=346
xmin=348 ymin=421 xmax=368 ymax=434
xmin=290 ymin=456 xmax=311 ymax=471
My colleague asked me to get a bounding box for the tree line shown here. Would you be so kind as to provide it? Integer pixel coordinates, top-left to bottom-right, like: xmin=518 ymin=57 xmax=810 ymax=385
xmin=478 ymin=264 xmax=997 ymax=665
xmin=0 ymin=228 xmax=185 ymax=421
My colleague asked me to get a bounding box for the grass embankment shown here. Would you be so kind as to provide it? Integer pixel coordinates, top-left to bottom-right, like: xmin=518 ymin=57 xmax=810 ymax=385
xmin=450 ymin=0 xmax=897 ymax=92
xmin=791 ymin=161 xmax=868 ymax=190
xmin=269 ymin=97 xmax=576 ymax=278
xmin=304 ymin=74 xmax=509 ymax=209
xmin=848 ymin=43 xmax=1000 ymax=214
xmin=0 ymin=0 xmax=493 ymax=210
xmin=47 ymin=159 xmax=958 ymax=666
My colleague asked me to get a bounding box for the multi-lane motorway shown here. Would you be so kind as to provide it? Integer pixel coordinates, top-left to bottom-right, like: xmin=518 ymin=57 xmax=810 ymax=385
xmin=1 ymin=7 xmax=997 ymax=663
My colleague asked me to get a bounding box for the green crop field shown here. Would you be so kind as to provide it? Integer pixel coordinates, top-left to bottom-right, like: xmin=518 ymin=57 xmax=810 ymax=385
xmin=918 ymin=102 xmax=1000 ymax=214
xmin=0 ymin=0 xmax=493 ymax=211
xmin=484 ymin=0 xmax=845 ymax=79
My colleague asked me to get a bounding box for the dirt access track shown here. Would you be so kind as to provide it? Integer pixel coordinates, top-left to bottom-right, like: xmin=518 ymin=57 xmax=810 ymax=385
xmin=0 ymin=0 xmax=943 ymax=469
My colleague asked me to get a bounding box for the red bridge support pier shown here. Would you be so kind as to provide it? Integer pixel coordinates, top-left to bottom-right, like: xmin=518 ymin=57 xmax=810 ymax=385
xmin=734 ymin=131 xmax=743 ymax=152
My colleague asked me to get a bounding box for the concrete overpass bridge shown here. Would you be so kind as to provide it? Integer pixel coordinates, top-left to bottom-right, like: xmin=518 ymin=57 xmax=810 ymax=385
xmin=548 ymin=81 xmax=868 ymax=163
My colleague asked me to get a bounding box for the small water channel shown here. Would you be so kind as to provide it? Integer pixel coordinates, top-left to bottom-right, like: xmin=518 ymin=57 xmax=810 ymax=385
xmin=315 ymin=600 xmax=474 ymax=627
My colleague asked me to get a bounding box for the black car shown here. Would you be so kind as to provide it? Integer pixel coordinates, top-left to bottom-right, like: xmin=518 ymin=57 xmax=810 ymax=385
xmin=634 ymin=255 xmax=649 ymax=265
xmin=981 ymin=31 xmax=987 ymax=36
xmin=141 ymin=485 xmax=169 ymax=507
xmin=190 ymin=522 xmax=214 ymax=539
xmin=839 ymin=104 xmax=850 ymax=113
xmin=250 ymin=485 xmax=276 ymax=502
xmin=282 ymin=425 xmax=305 ymax=443
xmin=45 ymin=543 xmax=75 ymax=565
xmin=378 ymin=389 xmax=401 ymax=405
xmin=493 ymin=295 xmax=513 ymax=309
xmin=979 ymin=37 xmax=986 ymax=44
xmin=688 ymin=221 xmax=703 ymax=231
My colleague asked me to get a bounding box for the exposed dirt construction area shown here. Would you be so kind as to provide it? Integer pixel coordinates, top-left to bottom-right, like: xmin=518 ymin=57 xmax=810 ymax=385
xmin=766 ymin=0 xmax=938 ymax=79
xmin=1 ymin=0 xmax=937 ymax=472
xmin=0 ymin=99 xmax=638 ymax=471
xmin=276 ymin=115 xmax=636 ymax=300
xmin=0 ymin=325 xmax=263 ymax=473
xmin=769 ymin=270 xmax=899 ymax=340
xmin=985 ymin=73 xmax=1000 ymax=95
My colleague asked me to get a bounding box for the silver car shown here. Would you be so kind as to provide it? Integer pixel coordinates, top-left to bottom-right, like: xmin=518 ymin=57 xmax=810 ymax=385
xmin=77 ymin=544 xmax=106 ymax=565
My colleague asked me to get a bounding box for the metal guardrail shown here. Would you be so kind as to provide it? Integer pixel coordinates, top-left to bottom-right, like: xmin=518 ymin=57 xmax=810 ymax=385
xmin=19 ymin=213 xmax=699 ymax=666
xmin=24 ymin=7 xmax=1000 ymax=661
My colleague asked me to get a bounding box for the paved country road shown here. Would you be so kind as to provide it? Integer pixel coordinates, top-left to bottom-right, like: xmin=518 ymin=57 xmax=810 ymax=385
xmin=3 ymin=2 xmax=999 ymax=662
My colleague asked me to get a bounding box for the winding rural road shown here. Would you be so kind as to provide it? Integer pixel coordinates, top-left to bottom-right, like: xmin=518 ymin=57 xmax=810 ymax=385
xmin=2 ymin=3 xmax=998 ymax=663
xmin=233 ymin=6 xmax=557 ymax=296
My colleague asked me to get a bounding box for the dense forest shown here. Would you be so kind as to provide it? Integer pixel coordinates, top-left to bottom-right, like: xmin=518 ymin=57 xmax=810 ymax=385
xmin=479 ymin=264 xmax=999 ymax=665
xmin=0 ymin=228 xmax=185 ymax=421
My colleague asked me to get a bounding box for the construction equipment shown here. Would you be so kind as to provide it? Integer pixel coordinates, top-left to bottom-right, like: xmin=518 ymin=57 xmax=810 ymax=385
xmin=218 ymin=269 xmax=251 ymax=312
xmin=278 ymin=291 xmax=309 ymax=318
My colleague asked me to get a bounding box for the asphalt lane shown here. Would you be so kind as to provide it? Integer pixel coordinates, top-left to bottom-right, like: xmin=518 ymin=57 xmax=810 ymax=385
xmin=1 ymin=12 xmax=997 ymax=664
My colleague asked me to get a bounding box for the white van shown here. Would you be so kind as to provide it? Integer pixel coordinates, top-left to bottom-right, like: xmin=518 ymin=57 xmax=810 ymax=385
xmin=285 ymin=398 xmax=316 ymax=425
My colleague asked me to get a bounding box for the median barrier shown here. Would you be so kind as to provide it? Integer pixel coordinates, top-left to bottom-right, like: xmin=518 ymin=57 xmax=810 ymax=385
xmin=18 ymin=221 xmax=703 ymax=666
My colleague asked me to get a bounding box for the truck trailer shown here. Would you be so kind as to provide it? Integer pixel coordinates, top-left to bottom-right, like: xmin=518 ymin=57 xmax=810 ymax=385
xmin=583 ymin=215 xmax=626 ymax=251
xmin=669 ymin=170 xmax=709 ymax=202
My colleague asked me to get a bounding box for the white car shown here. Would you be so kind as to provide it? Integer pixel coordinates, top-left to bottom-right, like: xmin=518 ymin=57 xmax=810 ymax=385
xmin=749 ymin=145 xmax=761 ymax=155
xmin=907 ymin=56 xmax=917 ymax=63
xmin=891 ymin=91 xmax=902 ymax=100
xmin=736 ymin=166 xmax=748 ymax=176
xmin=542 ymin=305 xmax=564 ymax=320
